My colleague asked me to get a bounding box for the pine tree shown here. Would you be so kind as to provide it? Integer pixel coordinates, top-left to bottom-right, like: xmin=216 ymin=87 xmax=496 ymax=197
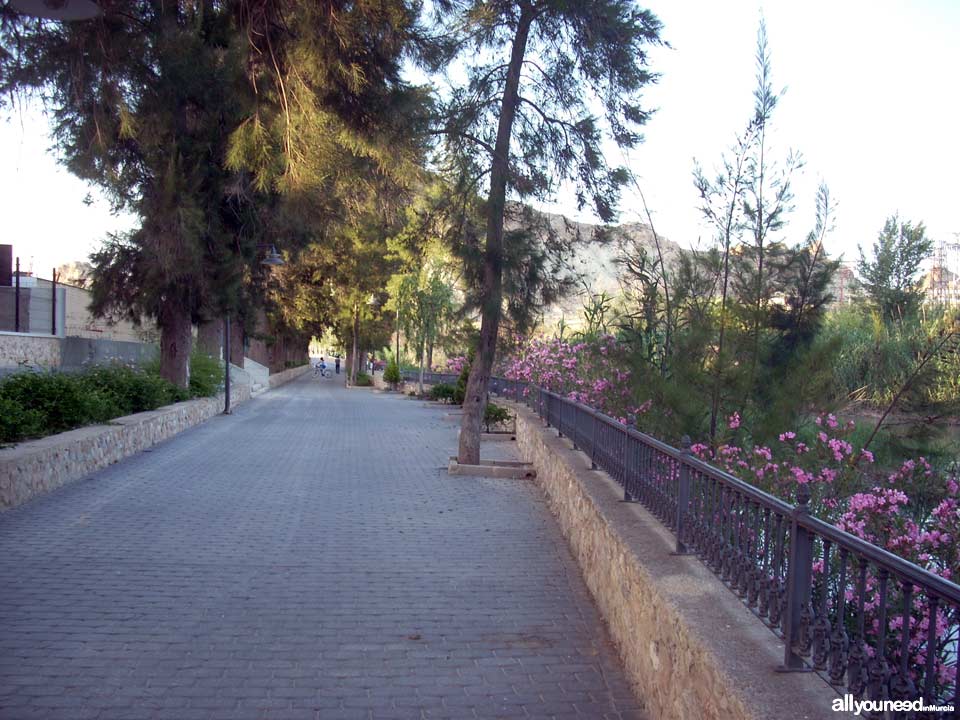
xmin=432 ymin=0 xmax=663 ymax=464
xmin=1 ymin=2 xmax=259 ymax=387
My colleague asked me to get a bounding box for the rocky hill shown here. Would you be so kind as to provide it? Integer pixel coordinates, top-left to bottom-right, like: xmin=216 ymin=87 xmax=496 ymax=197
xmin=507 ymin=210 xmax=683 ymax=327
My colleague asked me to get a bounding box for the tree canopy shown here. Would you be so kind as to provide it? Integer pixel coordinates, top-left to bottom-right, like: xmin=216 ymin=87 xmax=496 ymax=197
xmin=857 ymin=215 xmax=934 ymax=323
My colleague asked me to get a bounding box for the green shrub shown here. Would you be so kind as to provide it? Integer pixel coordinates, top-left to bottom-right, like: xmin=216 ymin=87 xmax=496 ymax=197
xmin=383 ymin=357 xmax=401 ymax=385
xmin=188 ymin=351 xmax=224 ymax=398
xmin=429 ymin=383 xmax=456 ymax=403
xmin=0 ymin=364 xmax=188 ymax=445
xmin=0 ymin=395 xmax=44 ymax=444
xmin=79 ymin=364 xmax=180 ymax=415
xmin=483 ymin=402 xmax=512 ymax=432
xmin=354 ymin=372 xmax=373 ymax=387
xmin=0 ymin=372 xmax=105 ymax=435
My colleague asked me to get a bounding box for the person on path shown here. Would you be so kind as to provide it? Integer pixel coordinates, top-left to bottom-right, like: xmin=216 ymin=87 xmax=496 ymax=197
xmin=335 ymin=355 xmax=341 ymax=375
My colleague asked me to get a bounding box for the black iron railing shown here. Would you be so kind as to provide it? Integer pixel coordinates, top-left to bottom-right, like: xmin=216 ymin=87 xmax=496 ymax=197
xmin=399 ymin=370 xmax=460 ymax=386
xmin=491 ymin=380 xmax=958 ymax=716
xmin=398 ymin=368 xmax=959 ymax=713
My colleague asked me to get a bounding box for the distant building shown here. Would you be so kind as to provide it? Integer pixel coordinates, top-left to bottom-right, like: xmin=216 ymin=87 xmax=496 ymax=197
xmin=0 ymin=244 xmax=155 ymax=341
xmin=924 ymin=237 xmax=960 ymax=306
xmin=828 ymin=262 xmax=861 ymax=307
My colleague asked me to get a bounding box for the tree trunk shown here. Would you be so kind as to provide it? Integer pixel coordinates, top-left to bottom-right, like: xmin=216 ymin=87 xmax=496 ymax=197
xmin=427 ymin=338 xmax=434 ymax=373
xmin=159 ymin=305 xmax=192 ymax=389
xmin=458 ymin=6 xmax=535 ymax=465
xmin=351 ymin=302 xmax=360 ymax=384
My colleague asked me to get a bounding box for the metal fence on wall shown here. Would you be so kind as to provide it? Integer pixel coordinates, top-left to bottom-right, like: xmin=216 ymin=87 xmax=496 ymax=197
xmin=0 ymin=284 xmax=66 ymax=336
xmin=410 ymin=368 xmax=959 ymax=716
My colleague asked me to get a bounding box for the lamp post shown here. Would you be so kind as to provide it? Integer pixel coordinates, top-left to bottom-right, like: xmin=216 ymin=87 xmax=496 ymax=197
xmin=224 ymin=244 xmax=285 ymax=414
xmin=366 ymin=293 xmax=380 ymax=375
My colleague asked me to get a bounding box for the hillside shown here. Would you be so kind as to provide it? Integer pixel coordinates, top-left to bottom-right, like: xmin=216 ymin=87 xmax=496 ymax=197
xmin=506 ymin=210 xmax=682 ymax=328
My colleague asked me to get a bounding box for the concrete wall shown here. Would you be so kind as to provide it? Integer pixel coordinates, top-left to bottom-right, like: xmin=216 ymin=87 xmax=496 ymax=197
xmin=60 ymin=336 xmax=158 ymax=371
xmin=243 ymin=356 xmax=270 ymax=394
xmin=0 ymin=332 xmax=157 ymax=374
xmin=511 ymin=403 xmax=843 ymax=720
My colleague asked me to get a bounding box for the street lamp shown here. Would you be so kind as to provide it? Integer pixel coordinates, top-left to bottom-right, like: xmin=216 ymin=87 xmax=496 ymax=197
xmin=224 ymin=244 xmax=286 ymax=414
xmin=260 ymin=245 xmax=284 ymax=267
xmin=10 ymin=0 xmax=101 ymax=20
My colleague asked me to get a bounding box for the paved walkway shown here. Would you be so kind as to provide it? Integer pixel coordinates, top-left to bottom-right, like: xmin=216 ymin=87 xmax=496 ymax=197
xmin=0 ymin=377 xmax=643 ymax=720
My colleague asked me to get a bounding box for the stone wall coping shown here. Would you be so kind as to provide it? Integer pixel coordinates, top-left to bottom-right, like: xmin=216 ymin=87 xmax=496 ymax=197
xmin=0 ymin=364 xmax=306 ymax=511
xmin=0 ymin=398 xmax=217 ymax=463
xmin=510 ymin=402 xmax=850 ymax=720
xmin=0 ymin=330 xmax=58 ymax=339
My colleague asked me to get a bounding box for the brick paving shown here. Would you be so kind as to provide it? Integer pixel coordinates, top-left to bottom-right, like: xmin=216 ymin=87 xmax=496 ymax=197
xmin=0 ymin=377 xmax=644 ymax=720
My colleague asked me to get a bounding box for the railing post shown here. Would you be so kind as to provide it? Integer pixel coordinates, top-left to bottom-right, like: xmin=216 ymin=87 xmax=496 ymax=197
xmin=779 ymin=483 xmax=814 ymax=672
xmin=590 ymin=410 xmax=598 ymax=469
xmin=674 ymin=436 xmax=693 ymax=555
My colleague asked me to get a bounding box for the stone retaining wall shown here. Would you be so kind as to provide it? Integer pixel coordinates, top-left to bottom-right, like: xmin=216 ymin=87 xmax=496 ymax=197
xmin=0 ymin=364 xmax=311 ymax=512
xmin=268 ymin=364 xmax=311 ymax=388
xmin=371 ymin=373 xmax=437 ymax=394
xmin=0 ymin=385 xmax=251 ymax=512
xmin=0 ymin=331 xmax=61 ymax=370
xmin=511 ymin=404 xmax=840 ymax=720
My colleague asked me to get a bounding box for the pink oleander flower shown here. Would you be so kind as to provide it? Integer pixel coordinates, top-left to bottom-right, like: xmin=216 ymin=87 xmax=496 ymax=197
xmin=728 ymin=412 xmax=741 ymax=430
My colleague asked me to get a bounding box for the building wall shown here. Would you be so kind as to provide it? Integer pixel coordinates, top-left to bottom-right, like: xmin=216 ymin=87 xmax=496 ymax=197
xmin=60 ymin=283 xmax=154 ymax=342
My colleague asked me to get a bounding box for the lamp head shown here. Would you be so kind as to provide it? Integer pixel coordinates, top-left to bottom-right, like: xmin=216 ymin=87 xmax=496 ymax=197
xmin=260 ymin=246 xmax=285 ymax=267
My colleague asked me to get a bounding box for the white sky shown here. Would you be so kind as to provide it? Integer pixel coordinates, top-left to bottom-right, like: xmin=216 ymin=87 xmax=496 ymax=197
xmin=1 ymin=0 xmax=957 ymax=277
xmin=544 ymin=0 xmax=960 ymax=264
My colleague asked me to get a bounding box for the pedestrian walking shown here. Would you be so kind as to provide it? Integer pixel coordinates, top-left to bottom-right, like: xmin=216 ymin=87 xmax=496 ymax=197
xmin=335 ymin=355 xmax=341 ymax=375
